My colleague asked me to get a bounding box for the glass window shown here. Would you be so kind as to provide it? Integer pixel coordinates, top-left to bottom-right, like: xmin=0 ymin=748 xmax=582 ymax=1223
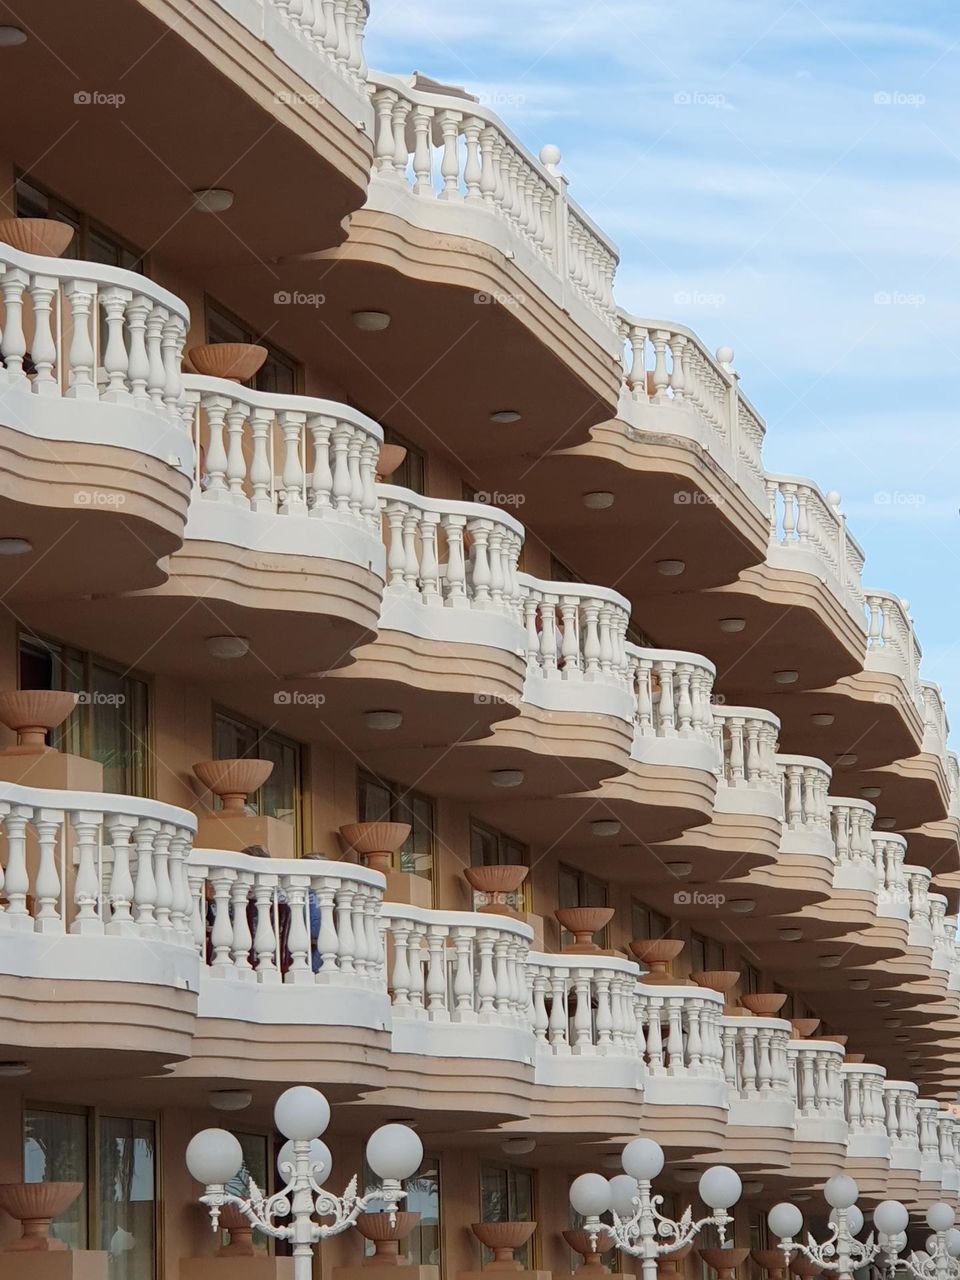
xmin=558 ymin=863 xmax=609 ymax=947
xmin=358 ymin=771 xmax=435 ymax=889
xmin=481 ymin=1165 xmax=536 ymax=1269
xmin=631 ymin=900 xmax=669 ymax=942
xmin=742 ymin=962 xmax=761 ymax=996
xmin=363 ymin=1154 xmax=441 ymax=1267
xmin=15 ymin=176 xmax=144 ymax=270
xmin=206 ymin=300 xmax=299 ymax=395
xmin=230 ymin=1132 xmax=270 ymax=1250
xmin=213 ymin=709 xmax=304 ymax=851
xmin=24 ymin=1109 xmax=89 ymax=1250
xmin=18 ymin=634 xmax=151 ymax=795
xmin=470 ymin=819 xmax=530 ymax=909
xmin=690 ymin=931 xmax=723 ymax=973
xmin=383 ymin=427 xmax=426 ymax=493
xmin=568 ymin=1194 xmax=619 ymax=1273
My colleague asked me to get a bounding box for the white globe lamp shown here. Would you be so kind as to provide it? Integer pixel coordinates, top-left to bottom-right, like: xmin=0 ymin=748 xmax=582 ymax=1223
xmin=274 ymin=1086 xmax=331 ymax=1140
xmin=186 ymin=1129 xmax=244 ymax=1186
xmin=365 ymin=1124 xmax=423 ymax=1181
xmin=622 ymin=1138 xmax=664 ymax=1181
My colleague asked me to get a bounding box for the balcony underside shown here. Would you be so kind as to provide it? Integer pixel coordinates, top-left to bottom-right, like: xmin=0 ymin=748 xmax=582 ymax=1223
xmin=0 ymin=0 xmax=373 ymax=265
xmin=642 ymin=802 xmax=787 ymax=888
xmin=512 ymin=424 xmax=769 ymax=600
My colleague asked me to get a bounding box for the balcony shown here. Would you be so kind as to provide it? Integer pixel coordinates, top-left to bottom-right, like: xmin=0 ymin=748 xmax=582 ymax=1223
xmin=0 ymin=241 xmax=193 ymax=600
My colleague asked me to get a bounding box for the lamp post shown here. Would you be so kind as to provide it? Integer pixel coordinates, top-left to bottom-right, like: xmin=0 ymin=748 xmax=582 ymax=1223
xmin=569 ymin=1137 xmax=743 ymax=1280
xmin=767 ymin=1176 xmax=908 ymax=1280
xmin=186 ymin=1085 xmax=423 ymax=1280
xmin=885 ymin=1204 xmax=960 ymax=1280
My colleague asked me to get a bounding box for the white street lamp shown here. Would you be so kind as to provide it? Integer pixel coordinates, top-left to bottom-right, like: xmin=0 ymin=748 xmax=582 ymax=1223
xmin=187 ymin=1085 xmax=423 ymax=1280
xmin=768 ymin=1177 xmax=908 ymax=1280
xmin=569 ymin=1137 xmax=742 ymax=1280
xmin=885 ymin=1203 xmax=960 ymax=1280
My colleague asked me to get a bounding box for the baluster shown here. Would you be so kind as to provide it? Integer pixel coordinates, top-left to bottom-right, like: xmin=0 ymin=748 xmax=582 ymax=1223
xmin=207 ymin=867 xmax=236 ymax=975
xmin=437 ymin=111 xmax=463 ymax=200
xmin=442 ymin=514 xmax=468 ymax=606
xmin=1 ymin=806 xmax=31 ymax=929
xmin=63 ymin=279 xmax=98 ymax=399
xmin=131 ymin=818 xmax=160 ymax=936
xmin=34 ymin=808 xmax=65 ymax=933
xmin=229 ymin=872 xmax=255 ymax=978
xmin=29 ymin=274 xmax=59 ymax=395
xmin=284 ymin=879 xmax=313 ymax=984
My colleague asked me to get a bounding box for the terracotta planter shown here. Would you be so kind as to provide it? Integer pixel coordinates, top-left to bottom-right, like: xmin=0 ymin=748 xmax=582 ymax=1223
xmin=657 ymin=1243 xmax=693 ymax=1276
xmin=691 ymin=970 xmax=741 ymax=1011
xmin=471 ymin=1221 xmax=537 ymax=1272
xmin=699 ymin=1247 xmax=750 ymax=1280
xmin=788 ymin=1256 xmax=822 ymax=1279
xmin=631 ymin=938 xmax=687 ymax=985
xmin=789 ymin=1017 xmax=821 ymax=1040
xmin=844 ymin=1052 xmax=865 ymax=1063
xmin=340 ymin=822 xmax=412 ymax=874
xmin=751 ymin=1250 xmax=789 ymax=1280
xmin=193 ymin=758 xmax=274 ymax=811
xmin=376 ymin=444 xmax=408 ymax=482
xmin=355 ymin=1211 xmax=420 ymax=1265
xmin=828 ymin=1034 xmax=847 ymax=1047
xmin=189 ymin=342 xmax=268 ymax=383
xmin=217 ymin=1203 xmax=257 ymax=1257
xmin=740 ymin=993 xmax=788 ymax=1017
xmin=563 ymin=1228 xmax=610 ymax=1274
xmin=464 ymin=864 xmax=529 ymax=914
xmin=0 ymin=1182 xmax=83 ymax=1251
xmin=0 ymin=690 xmax=78 ymax=755
xmin=0 ymin=217 xmax=74 ymax=257
xmin=555 ymin=907 xmax=614 ymax=952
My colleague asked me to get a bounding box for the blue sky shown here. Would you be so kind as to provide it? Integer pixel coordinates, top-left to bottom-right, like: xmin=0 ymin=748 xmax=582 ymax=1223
xmin=366 ymin=0 xmax=960 ymax=739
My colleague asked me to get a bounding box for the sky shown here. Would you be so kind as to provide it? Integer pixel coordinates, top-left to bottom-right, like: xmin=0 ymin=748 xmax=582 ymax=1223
xmin=365 ymin=0 xmax=960 ymax=741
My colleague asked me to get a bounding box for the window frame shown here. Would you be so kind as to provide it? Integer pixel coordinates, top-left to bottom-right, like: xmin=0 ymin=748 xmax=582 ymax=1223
xmin=212 ymin=705 xmax=306 ymax=853
xmin=479 ymin=1163 xmax=539 ymax=1269
xmin=15 ymin=173 xmax=145 ymax=271
xmin=204 ymin=296 xmax=302 ymax=395
xmin=469 ymin=818 xmax=531 ymax=910
xmin=357 ymin=769 xmax=436 ymax=895
xmin=558 ymin=862 xmax=610 ymax=948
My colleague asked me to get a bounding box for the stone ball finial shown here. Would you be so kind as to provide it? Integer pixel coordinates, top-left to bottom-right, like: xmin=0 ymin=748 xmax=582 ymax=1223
xmin=826 ymin=490 xmax=842 ymax=507
xmin=716 ymin=346 xmax=734 ymax=368
xmin=539 ymin=144 xmax=562 ymax=170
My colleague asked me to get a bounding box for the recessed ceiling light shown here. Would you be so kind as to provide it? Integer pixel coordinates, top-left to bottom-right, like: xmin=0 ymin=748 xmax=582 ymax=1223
xmin=835 ymin=754 xmax=858 ymax=767
xmin=582 ymin=491 xmax=615 ymax=510
xmin=894 ymin=1035 xmax=910 ymax=1043
xmin=0 ymin=537 xmax=32 ymax=556
xmin=674 ymin=1170 xmax=701 ymax=1184
xmin=656 ymin=559 xmax=685 ymax=576
xmin=490 ymin=409 xmax=521 ymax=423
xmin=730 ymin=899 xmax=756 ymax=915
xmin=590 ymin=819 xmax=621 ymax=837
xmin=779 ymin=928 xmax=803 ymax=942
xmin=365 ymin=710 xmax=403 ymax=731
xmin=205 ymin=635 xmax=250 ymax=659
xmin=884 ymin=1018 xmax=902 ymax=1028
xmin=352 ymin=310 xmax=391 ymax=332
xmin=491 ymin=769 xmax=524 ymax=788
xmin=0 ymin=1061 xmax=30 ymax=1076
xmin=666 ymin=861 xmax=693 ymax=878
xmin=191 ymin=187 xmax=234 ymax=213
xmin=850 ymin=979 xmax=870 ymax=990
xmin=719 ymin=618 xmax=746 ymax=633
xmin=874 ymin=999 xmax=892 ymax=1008
xmin=0 ymin=26 xmax=27 ymax=46
xmin=742 ymin=1181 xmax=765 ymax=1197
xmin=774 ymin=670 xmax=799 ymax=684
xmin=811 ymin=713 xmax=835 ymax=725
xmin=860 ymin=787 xmax=882 ymax=799
xmin=819 ymin=954 xmax=843 ymax=968
xmin=501 ymin=1137 xmax=536 ymax=1155
xmin=209 ymin=1089 xmax=253 ymax=1111
xmin=875 ymin=817 xmax=896 ymax=829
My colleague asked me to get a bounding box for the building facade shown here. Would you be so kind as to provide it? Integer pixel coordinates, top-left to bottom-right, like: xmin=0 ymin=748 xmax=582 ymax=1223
xmin=0 ymin=2 xmax=957 ymax=1278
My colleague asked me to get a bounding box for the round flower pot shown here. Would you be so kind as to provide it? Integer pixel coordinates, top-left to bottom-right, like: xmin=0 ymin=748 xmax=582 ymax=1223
xmin=751 ymin=1250 xmax=789 ymax=1280
xmin=690 ymin=970 xmax=740 ymax=995
xmin=188 ymin=342 xmax=268 ymax=383
xmin=563 ymin=1229 xmax=610 ymax=1274
xmin=630 ymin=938 xmax=686 ymax=984
xmin=657 ymin=1243 xmax=693 ymax=1276
xmin=340 ymin=822 xmax=412 ymax=874
xmin=471 ymin=1221 xmax=537 ymax=1272
xmin=376 ymin=444 xmax=408 ymax=482
xmin=193 ymin=758 xmax=274 ymax=811
xmin=0 ymin=1182 xmax=83 ymax=1251
xmin=0 ymin=217 xmax=74 ymax=257
xmin=0 ymin=690 xmax=78 ymax=755
xmin=555 ymin=907 xmax=615 ymax=952
xmin=217 ymin=1203 xmax=257 ymax=1257
xmin=789 ymin=1256 xmax=823 ymax=1279
xmin=699 ymin=1247 xmax=750 ymax=1280
xmin=355 ymin=1211 xmax=421 ymax=1265
xmin=844 ymin=1052 xmax=865 ymax=1063
xmin=740 ymin=993 xmax=788 ymax=1017
xmin=828 ymin=1034 xmax=847 ymax=1047
xmin=465 ymin=865 xmax=529 ymax=895
xmin=789 ymin=1017 xmax=821 ymax=1040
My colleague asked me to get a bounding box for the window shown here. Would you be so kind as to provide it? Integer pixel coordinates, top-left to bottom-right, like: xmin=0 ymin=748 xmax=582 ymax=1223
xmin=631 ymin=900 xmax=670 ymax=942
xmin=470 ymin=819 xmax=530 ymax=909
xmin=568 ymin=1190 xmax=620 ymax=1273
xmin=558 ymin=864 xmax=609 ymax=947
xmin=213 ymin=709 xmax=304 ymax=851
xmin=19 ymin=634 xmax=151 ymax=796
xmin=205 ymin=299 xmax=300 ymax=394
xmin=690 ymin=931 xmax=724 ymax=974
xmin=480 ymin=1165 xmax=536 ymax=1269
xmin=358 ymin=771 xmax=435 ymax=889
xmin=748 ymin=1210 xmax=768 ymax=1280
xmin=230 ymin=1132 xmax=271 ymax=1250
xmin=742 ymin=962 xmax=761 ymax=997
xmin=364 ymin=1153 xmax=441 ymax=1267
xmin=25 ymin=1107 xmax=157 ymax=1279
xmin=16 ymin=176 xmax=144 ymax=270
xmin=550 ymin=555 xmax=582 ymax=584
xmin=383 ymin=427 xmax=426 ymax=493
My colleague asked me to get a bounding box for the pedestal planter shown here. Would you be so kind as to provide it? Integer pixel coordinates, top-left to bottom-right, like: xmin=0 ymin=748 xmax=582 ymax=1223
xmin=0 ymin=690 xmax=77 ymax=755
xmin=193 ymin=759 xmax=274 ymax=811
xmin=0 ymin=217 xmax=74 ymax=256
xmin=630 ymin=938 xmax=685 ymax=985
xmin=339 ymin=822 xmax=412 ymax=874
xmin=563 ymin=1230 xmax=611 ymax=1274
xmin=656 ymin=1243 xmax=692 ymax=1277
xmin=217 ymin=1204 xmax=258 ymax=1257
xmin=375 ymin=444 xmax=408 ymax=482
xmin=788 ymin=1257 xmax=824 ymax=1279
xmin=698 ymin=1248 xmax=750 ymax=1280
xmin=739 ymin=993 xmax=788 ymax=1017
xmin=555 ymin=907 xmax=614 ymax=953
xmin=0 ymin=1182 xmax=83 ymax=1251
xmin=690 ymin=971 xmax=740 ymax=1011
xmin=751 ymin=1250 xmax=789 ymax=1280
xmin=471 ymin=1222 xmax=537 ymax=1272
xmin=464 ymin=865 xmax=528 ymax=914
xmin=188 ymin=343 xmax=268 ymax=383
xmin=354 ymin=1212 xmax=420 ymax=1265
xmin=789 ymin=1018 xmax=821 ymax=1040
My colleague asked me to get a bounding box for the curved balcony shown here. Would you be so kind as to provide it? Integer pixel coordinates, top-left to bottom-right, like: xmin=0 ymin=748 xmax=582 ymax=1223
xmin=719 ymin=1013 xmax=796 ymax=1168
xmin=0 ymin=241 xmax=193 ymax=600
xmin=766 ymin=476 xmax=866 ymax=626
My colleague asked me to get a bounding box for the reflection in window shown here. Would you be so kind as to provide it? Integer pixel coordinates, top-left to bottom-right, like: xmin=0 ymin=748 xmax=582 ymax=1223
xmin=98 ymin=1116 xmax=156 ymax=1280
xmin=230 ymin=1132 xmax=270 ymax=1250
xmin=357 ymin=771 xmax=435 ymax=890
xmin=480 ymin=1165 xmax=536 ymax=1270
xmin=24 ymin=1109 xmax=89 ymax=1251
xmin=364 ymin=1155 xmax=441 ymax=1267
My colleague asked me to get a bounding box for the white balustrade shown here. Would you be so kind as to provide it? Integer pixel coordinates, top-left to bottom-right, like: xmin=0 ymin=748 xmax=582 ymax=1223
xmin=380 ymin=486 xmax=524 ymax=612
xmin=633 ymin=985 xmax=725 ymax=1078
xmin=0 ymin=783 xmax=196 ymax=943
xmin=873 ymin=834 xmax=910 ymax=918
xmin=368 ymin=73 xmax=619 ymax=329
xmin=930 ymin=895 xmax=954 ymax=975
xmin=904 ymin=863 xmax=933 ymax=944
xmin=884 ymin=1080 xmax=921 ymax=1158
xmin=381 ymin=904 xmax=531 ymax=1027
xmin=628 ymin=644 xmax=717 ymax=742
xmin=720 ymin=1014 xmax=793 ymax=1097
xmin=789 ymin=1038 xmax=846 ymax=1119
xmin=519 ymin=575 xmax=631 ymax=688
xmin=711 ymin=706 xmax=781 ymax=790
xmin=918 ymin=1099 xmax=945 ymax=1182
xmin=921 ymin=681 xmax=950 ymax=759
xmin=864 ymin=591 xmax=923 ymax=706
xmin=262 ymin=0 xmax=369 ymax=87
xmin=939 ymin=1112 xmax=960 ymax=1193
xmin=188 ymin=849 xmax=385 ymax=988
xmin=618 ymin=317 xmax=766 ymax=504
xmin=528 ymin=953 xmax=641 ymax=1058
xmin=830 ymin=798 xmax=878 ymax=889
xmin=843 ymin=1062 xmax=890 ymax=1153
xmin=185 ymin=374 xmax=382 ymax=529
xmin=766 ymin=475 xmax=866 ymax=624
xmin=778 ymin=755 xmax=833 ymax=854
xmin=0 ymin=240 xmax=189 ymax=428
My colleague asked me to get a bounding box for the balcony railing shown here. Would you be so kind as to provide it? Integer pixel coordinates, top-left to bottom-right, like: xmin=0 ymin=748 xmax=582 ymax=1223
xmin=873 ymin=834 xmax=910 ymax=919
xmin=720 ymin=1014 xmax=793 ymax=1099
xmin=790 ymin=1037 xmax=846 ymax=1121
xmin=865 ymin=590 xmax=923 ymax=707
xmin=885 ymin=1080 xmax=921 ymax=1166
xmin=628 ymin=645 xmax=718 ymax=749
xmin=830 ymin=798 xmax=878 ymax=889
xmin=366 ymin=72 xmax=620 ymax=343
xmin=765 ymin=475 xmax=866 ymax=625
xmin=777 ymin=754 xmax=833 ymax=857
xmin=712 ymin=705 xmax=781 ymax=792
xmin=843 ymin=1061 xmax=890 ymax=1156
xmin=617 ymin=316 xmax=766 ymax=507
